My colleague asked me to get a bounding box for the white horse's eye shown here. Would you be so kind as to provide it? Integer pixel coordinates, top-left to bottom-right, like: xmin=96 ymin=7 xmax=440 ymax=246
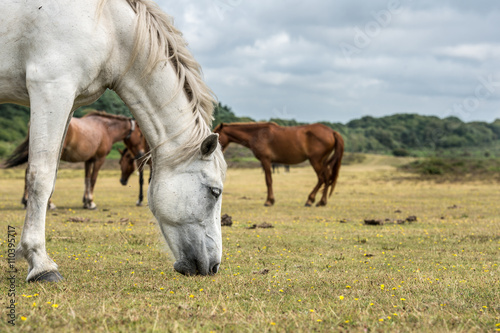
xmin=210 ymin=187 xmax=222 ymax=198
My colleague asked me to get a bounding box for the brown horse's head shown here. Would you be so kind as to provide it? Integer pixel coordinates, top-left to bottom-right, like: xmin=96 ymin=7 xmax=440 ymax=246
xmin=213 ymin=123 xmax=228 ymax=151
xmin=124 ymin=122 xmax=147 ymax=160
xmin=119 ymin=148 xmax=136 ymax=186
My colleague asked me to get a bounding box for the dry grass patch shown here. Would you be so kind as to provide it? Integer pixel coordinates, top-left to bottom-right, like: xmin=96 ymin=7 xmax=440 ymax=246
xmin=0 ymin=157 xmax=499 ymax=332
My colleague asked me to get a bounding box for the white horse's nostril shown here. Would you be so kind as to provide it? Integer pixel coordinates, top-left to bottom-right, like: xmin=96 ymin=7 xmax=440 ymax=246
xmin=210 ymin=263 xmax=220 ymax=275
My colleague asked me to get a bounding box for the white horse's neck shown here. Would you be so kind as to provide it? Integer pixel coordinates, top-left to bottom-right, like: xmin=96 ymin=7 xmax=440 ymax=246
xmin=116 ymin=61 xmax=210 ymax=165
xmin=96 ymin=0 xmax=214 ymax=167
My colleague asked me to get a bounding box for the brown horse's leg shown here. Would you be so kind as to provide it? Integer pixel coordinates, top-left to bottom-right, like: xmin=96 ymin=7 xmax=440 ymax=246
xmin=83 ymin=160 xmax=93 ymax=209
xmin=261 ymin=159 xmax=275 ymax=206
xmin=316 ymin=166 xmax=332 ymax=207
xmin=305 ymin=159 xmax=326 ymax=207
xmin=87 ymin=157 xmax=106 ymax=210
xmin=47 ymin=199 xmax=57 ymax=210
xmin=22 ymin=167 xmax=29 ymax=208
xmin=22 ymin=167 xmax=56 ymax=209
xmin=137 ymin=168 xmax=144 ymax=206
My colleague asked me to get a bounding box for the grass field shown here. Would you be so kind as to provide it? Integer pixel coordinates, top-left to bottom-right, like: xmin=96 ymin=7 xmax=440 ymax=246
xmin=1 ymin=155 xmax=499 ymax=332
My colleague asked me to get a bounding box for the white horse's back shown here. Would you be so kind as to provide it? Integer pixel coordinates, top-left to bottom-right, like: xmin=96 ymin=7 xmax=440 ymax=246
xmin=0 ymin=0 xmax=132 ymax=108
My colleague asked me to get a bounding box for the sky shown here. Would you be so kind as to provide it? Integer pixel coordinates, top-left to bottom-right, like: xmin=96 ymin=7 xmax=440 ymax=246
xmin=156 ymin=0 xmax=500 ymax=124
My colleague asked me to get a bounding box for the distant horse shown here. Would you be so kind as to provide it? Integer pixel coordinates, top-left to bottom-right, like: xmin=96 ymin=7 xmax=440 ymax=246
xmin=118 ymin=128 xmax=152 ymax=206
xmin=119 ymin=148 xmax=148 ymax=206
xmin=4 ymin=112 xmax=143 ymax=209
xmin=0 ymin=0 xmax=226 ymax=282
xmin=272 ymin=163 xmax=290 ymax=174
xmin=214 ymin=122 xmax=343 ymax=206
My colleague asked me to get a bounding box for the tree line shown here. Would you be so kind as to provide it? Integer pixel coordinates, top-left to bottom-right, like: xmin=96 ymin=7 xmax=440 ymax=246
xmin=1 ymin=90 xmax=500 ymax=158
xmin=213 ymin=103 xmax=500 ymax=157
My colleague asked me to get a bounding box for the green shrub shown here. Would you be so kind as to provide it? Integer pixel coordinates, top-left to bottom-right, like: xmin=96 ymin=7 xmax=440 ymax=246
xmin=342 ymin=153 xmax=366 ymax=165
xmin=392 ymin=148 xmax=410 ymax=157
xmin=0 ymin=141 xmax=15 ymax=158
xmin=401 ymin=157 xmax=500 ymax=177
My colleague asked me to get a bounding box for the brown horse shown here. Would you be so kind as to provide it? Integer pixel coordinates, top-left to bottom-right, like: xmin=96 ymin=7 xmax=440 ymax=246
xmin=214 ymin=122 xmax=344 ymax=206
xmin=4 ymin=111 xmax=143 ymax=209
xmin=118 ymin=129 xmax=152 ymax=206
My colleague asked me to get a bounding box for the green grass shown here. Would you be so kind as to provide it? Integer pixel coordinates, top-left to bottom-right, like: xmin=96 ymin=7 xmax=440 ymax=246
xmin=0 ymin=156 xmax=499 ymax=332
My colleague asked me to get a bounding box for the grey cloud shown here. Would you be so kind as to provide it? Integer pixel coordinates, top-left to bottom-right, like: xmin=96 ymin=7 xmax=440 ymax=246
xmin=158 ymin=0 xmax=500 ymax=123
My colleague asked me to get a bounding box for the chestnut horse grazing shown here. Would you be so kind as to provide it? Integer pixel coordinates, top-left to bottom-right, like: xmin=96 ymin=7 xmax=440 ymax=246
xmin=214 ymin=122 xmax=344 ymax=206
xmin=119 ymin=127 xmax=152 ymax=206
xmin=0 ymin=0 xmax=226 ymax=282
xmin=4 ymin=112 xmax=142 ymax=210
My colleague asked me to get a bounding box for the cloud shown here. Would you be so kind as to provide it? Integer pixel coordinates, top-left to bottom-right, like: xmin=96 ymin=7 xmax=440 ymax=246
xmin=435 ymin=43 xmax=500 ymax=61
xmin=157 ymin=0 xmax=500 ymax=123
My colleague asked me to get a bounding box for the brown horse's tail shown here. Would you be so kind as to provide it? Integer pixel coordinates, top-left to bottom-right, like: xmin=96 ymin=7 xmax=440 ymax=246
xmin=325 ymin=130 xmax=344 ymax=197
xmin=3 ymin=135 xmax=29 ymax=168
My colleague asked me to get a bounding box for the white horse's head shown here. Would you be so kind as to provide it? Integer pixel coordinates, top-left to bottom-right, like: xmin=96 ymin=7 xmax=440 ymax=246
xmin=148 ymin=134 xmax=226 ymax=275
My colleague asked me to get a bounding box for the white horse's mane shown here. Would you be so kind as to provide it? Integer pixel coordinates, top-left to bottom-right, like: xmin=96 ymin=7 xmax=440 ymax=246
xmin=125 ymin=0 xmax=215 ymax=120
xmin=97 ymin=0 xmax=223 ymax=170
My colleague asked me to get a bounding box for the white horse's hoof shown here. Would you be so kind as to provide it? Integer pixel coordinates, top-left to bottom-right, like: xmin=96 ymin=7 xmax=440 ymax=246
xmin=28 ymin=270 xmax=63 ymax=283
xmin=48 ymin=203 xmax=57 ymax=210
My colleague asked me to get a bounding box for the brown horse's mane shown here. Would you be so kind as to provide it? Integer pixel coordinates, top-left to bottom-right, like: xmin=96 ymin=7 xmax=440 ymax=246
xmin=225 ymin=122 xmax=277 ymax=126
xmin=82 ymin=111 xmax=131 ymax=121
xmin=215 ymin=122 xmax=279 ymax=131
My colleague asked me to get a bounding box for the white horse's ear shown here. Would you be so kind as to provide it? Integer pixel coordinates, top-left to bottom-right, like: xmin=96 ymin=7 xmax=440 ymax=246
xmin=201 ymin=133 xmax=219 ymax=157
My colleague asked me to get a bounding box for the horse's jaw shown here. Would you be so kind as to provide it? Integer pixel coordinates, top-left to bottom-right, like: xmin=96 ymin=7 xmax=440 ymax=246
xmin=157 ymin=209 xmax=223 ymax=276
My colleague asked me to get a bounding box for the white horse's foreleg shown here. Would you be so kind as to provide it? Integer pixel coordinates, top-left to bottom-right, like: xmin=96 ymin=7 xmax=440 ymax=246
xmin=17 ymin=83 xmax=74 ymax=282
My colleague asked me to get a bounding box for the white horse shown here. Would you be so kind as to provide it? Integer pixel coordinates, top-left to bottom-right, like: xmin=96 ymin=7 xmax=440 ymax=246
xmin=0 ymin=0 xmax=227 ymax=281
